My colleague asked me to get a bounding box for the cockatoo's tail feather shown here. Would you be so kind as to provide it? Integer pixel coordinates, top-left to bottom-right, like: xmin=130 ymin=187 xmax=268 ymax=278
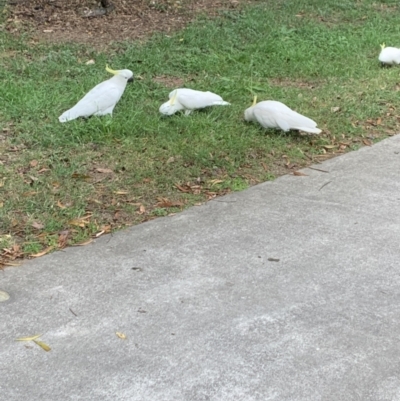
xmin=244 ymin=100 xmax=321 ymax=135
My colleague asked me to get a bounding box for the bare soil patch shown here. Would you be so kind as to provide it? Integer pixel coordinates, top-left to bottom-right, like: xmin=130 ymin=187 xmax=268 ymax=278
xmin=6 ymin=0 xmax=247 ymax=46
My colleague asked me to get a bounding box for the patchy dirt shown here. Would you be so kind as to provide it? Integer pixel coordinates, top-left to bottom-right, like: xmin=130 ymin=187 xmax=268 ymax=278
xmin=5 ymin=0 xmax=248 ymax=46
xmin=153 ymin=75 xmax=188 ymax=87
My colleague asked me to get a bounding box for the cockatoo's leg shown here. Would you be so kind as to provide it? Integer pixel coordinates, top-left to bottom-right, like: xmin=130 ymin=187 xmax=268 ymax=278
xmin=184 ymin=110 xmax=193 ymax=116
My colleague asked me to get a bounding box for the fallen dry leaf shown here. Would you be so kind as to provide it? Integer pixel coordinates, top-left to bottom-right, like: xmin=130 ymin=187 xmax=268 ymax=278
xmin=137 ymin=204 xmax=146 ymax=214
xmin=292 ymin=171 xmax=308 ymax=176
xmin=16 ymin=334 xmax=42 ymax=342
xmin=57 ymin=200 xmax=67 ymax=209
xmin=95 ymin=167 xmax=113 ymax=174
xmin=116 ymin=332 xmax=127 ymax=340
xmin=362 ymin=139 xmax=372 ymax=146
xmin=209 ymin=179 xmax=224 ymax=187
xmin=33 ymin=339 xmax=51 ymax=352
xmin=31 ymin=221 xmax=44 ymax=230
xmin=166 ymin=157 xmax=175 ymax=164
xmin=29 ymin=160 xmax=38 ymax=167
xmin=58 ymin=230 xmax=70 ymax=248
xmin=31 ymin=246 xmax=53 ymax=258
xmin=114 ymin=191 xmax=129 ymax=195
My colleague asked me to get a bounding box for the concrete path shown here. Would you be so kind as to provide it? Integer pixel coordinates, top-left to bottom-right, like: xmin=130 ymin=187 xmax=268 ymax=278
xmin=2 ymin=136 xmax=400 ymax=401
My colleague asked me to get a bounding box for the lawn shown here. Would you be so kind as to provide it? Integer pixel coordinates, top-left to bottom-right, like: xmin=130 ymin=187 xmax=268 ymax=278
xmin=1 ymin=0 xmax=400 ymax=265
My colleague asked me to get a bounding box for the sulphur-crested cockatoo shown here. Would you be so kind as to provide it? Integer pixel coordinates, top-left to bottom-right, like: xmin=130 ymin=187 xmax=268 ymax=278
xmin=59 ymin=65 xmax=134 ymax=123
xmin=244 ymin=97 xmax=322 ymax=135
xmin=159 ymin=88 xmax=230 ymax=116
xmin=378 ymin=43 xmax=400 ymax=66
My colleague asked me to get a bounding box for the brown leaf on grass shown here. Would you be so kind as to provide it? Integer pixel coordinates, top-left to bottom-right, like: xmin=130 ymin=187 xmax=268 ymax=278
xmin=58 ymin=230 xmax=70 ymax=249
xmin=72 ymin=173 xmax=91 ymax=180
xmin=166 ymin=157 xmax=175 ymax=164
xmin=156 ymin=198 xmax=184 ymax=208
xmin=57 ymin=200 xmax=67 ymax=209
xmin=95 ymin=167 xmax=113 ymax=174
xmin=261 ymin=162 xmax=268 ymax=171
xmin=113 ymin=191 xmax=129 ymax=195
xmin=23 ymin=191 xmax=38 ymax=197
xmin=29 ymin=160 xmax=38 ymax=167
xmin=31 ymin=246 xmax=53 ymax=258
xmin=37 ymin=168 xmax=50 ymax=174
xmin=69 ymin=214 xmax=92 ymax=227
xmin=323 ymin=145 xmax=336 ymax=150
xmin=376 ymin=117 xmax=382 ymax=125
xmin=31 ymin=221 xmax=44 ymax=230
xmin=33 ymin=339 xmax=51 ymax=352
xmin=362 ymin=139 xmax=372 ymax=146
xmin=209 ymin=179 xmax=224 ymax=187
xmin=0 ymin=202 xmax=3 ymax=208
xmin=137 ymin=204 xmax=146 ymax=214
xmin=95 ymin=225 xmax=111 ymax=238
xmin=175 ymin=183 xmax=191 ymax=193
xmin=292 ymin=171 xmax=308 ymax=176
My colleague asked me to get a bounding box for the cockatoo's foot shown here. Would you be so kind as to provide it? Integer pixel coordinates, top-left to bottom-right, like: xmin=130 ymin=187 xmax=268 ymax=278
xmin=184 ymin=110 xmax=193 ymax=116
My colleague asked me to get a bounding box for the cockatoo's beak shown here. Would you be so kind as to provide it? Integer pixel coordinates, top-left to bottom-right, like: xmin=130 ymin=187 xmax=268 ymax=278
xmin=252 ymin=95 xmax=257 ymax=106
xmin=380 ymin=43 xmax=386 ymax=50
xmin=106 ymin=64 xmax=120 ymax=75
xmin=170 ymin=90 xmax=178 ymax=105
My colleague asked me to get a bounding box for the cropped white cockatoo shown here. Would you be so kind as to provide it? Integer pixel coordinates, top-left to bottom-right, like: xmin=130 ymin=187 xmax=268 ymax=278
xmin=244 ymin=97 xmax=322 ymax=135
xmin=378 ymin=43 xmax=400 ymax=66
xmin=59 ymin=65 xmax=134 ymax=122
xmin=159 ymin=88 xmax=230 ymax=116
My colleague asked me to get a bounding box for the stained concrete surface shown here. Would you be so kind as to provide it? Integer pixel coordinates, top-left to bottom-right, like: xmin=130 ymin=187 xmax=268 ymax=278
xmin=1 ymin=136 xmax=400 ymax=400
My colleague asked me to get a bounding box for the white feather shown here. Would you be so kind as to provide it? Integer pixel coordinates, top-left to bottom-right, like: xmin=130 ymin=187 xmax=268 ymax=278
xmin=59 ymin=69 xmax=134 ymax=123
xmin=378 ymin=46 xmax=400 ymax=65
xmin=159 ymin=88 xmax=230 ymax=116
xmin=244 ymin=100 xmax=322 ymax=135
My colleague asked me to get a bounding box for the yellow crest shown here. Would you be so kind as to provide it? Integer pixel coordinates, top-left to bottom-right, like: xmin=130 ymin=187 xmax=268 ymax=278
xmin=106 ymin=64 xmax=119 ymax=75
xmin=170 ymin=90 xmax=178 ymax=105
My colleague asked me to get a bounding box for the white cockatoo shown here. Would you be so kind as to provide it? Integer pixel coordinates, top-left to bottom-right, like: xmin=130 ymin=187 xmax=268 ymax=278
xmin=244 ymin=97 xmax=322 ymax=135
xmin=59 ymin=65 xmax=134 ymax=122
xmin=378 ymin=43 xmax=400 ymax=65
xmin=159 ymin=88 xmax=230 ymax=116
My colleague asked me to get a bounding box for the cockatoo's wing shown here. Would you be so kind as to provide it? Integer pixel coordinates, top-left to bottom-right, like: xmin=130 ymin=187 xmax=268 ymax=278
xmin=59 ymin=80 xmax=123 ymax=122
xmin=169 ymin=89 xmax=230 ymax=110
xmin=378 ymin=47 xmax=400 ymax=65
xmin=253 ymin=101 xmax=321 ymax=134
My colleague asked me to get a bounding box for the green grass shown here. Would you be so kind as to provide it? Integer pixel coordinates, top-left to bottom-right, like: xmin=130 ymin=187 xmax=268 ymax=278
xmin=1 ymin=0 xmax=400 ymax=263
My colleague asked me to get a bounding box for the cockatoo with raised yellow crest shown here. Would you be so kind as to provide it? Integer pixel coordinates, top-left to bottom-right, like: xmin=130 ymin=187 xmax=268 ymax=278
xmin=244 ymin=96 xmax=322 ymax=135
xmin=159 ymin=88 xmax=230 ymax=116
xmin=58 ymin=65 xmax=134 ymax=123
xmin=378 ymin=43 xmax=400 ymax=66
